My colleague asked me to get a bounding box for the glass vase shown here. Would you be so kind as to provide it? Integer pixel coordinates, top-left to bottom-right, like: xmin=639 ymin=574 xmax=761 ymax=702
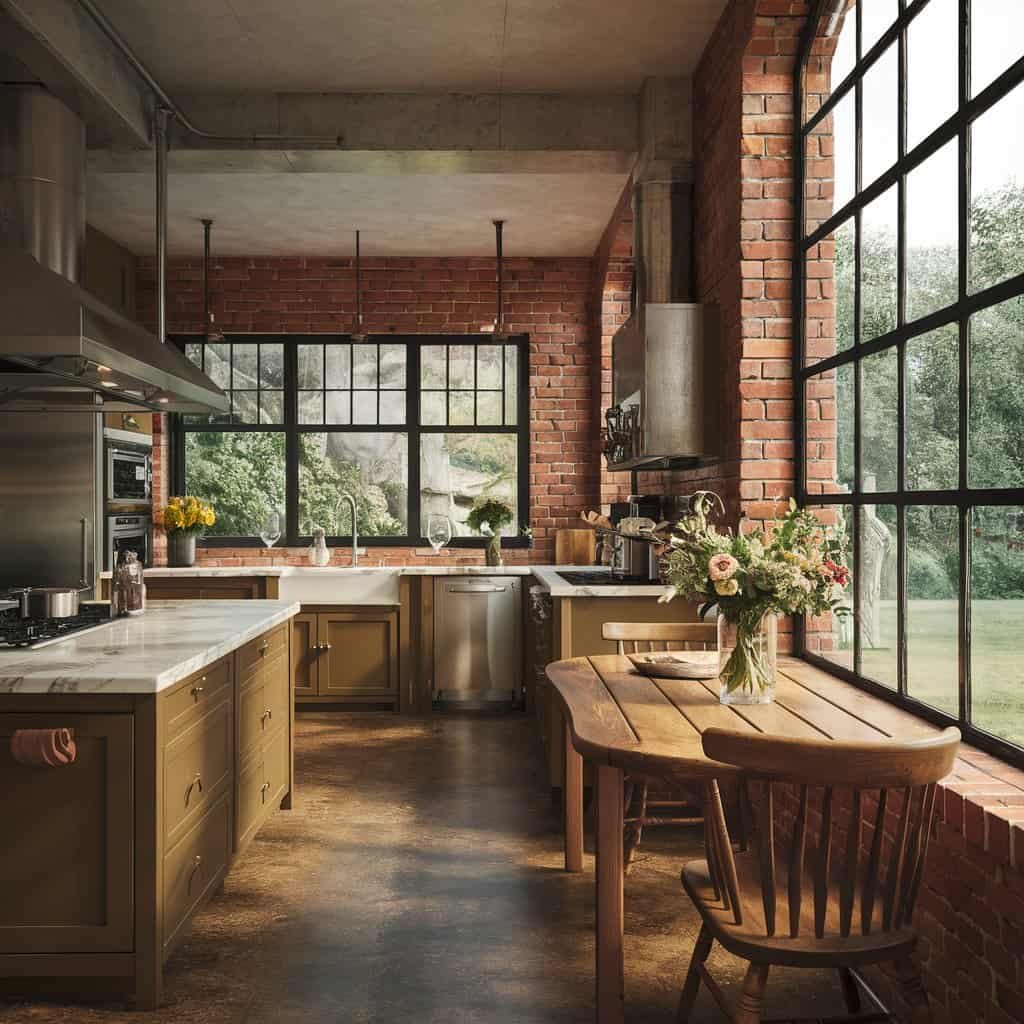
xmin=485 ymin=532 xmax=503 ymax=567
xmin=717 ymin=612 xmax=777 ymax=705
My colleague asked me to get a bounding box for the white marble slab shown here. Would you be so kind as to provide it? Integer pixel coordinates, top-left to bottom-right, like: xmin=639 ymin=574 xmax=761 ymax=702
xmin=0 ymin=600 xmax=300 ymax=695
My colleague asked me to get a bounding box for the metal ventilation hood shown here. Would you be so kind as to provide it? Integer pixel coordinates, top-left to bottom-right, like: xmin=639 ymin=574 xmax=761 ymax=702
xmin=606 ymin=175 xmax=720 ymax=470
xmin=0 ymin=86 xmax=228 ymax=415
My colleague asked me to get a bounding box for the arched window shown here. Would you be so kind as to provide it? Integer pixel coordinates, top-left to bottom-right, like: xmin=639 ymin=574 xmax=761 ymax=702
xmin=796 ymin=0 xmax=1024 ymax=763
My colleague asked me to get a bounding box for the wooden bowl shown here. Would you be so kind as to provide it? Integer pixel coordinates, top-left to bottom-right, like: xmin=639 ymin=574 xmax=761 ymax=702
xmin=627 ymin=651 xmax=719 ymax=680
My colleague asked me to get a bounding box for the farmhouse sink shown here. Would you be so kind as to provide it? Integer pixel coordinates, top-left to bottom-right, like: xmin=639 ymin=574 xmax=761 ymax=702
xmin=277 ymin=568 xmax=401 ymax=605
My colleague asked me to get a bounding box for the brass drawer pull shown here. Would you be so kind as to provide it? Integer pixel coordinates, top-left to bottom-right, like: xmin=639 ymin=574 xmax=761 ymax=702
xmin=187 ymin=854 xmax=203 ymax=894
xmin=185 ymin=771 xmax=203 ymax=805
xmin=260 ymin=780 xmax=271 ymax=804
xmin=258 ymin=642 xmax=270 ymax=657
xmin=260 ymin=708 xmax=273 ymax=727
xmin=190 ymin=677 xmax=206 ymax=700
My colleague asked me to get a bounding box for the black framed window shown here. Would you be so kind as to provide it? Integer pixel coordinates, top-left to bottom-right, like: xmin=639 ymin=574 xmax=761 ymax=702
xmin=173 ymin=335 xmax=530 ymax=548
xmin=795 ymin=0 xmax=1024 ymax=764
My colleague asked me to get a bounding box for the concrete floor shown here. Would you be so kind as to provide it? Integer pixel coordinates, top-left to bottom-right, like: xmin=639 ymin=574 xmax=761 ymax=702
xmin=0 ymin=713 xmax=849 ymax=1023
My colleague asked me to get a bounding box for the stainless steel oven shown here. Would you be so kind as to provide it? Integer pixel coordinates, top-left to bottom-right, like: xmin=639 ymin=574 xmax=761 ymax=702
xmin=105 ymin=444 xmax=152 ymax=508
xmin=105 ymin=514 xmax=152 ymax=571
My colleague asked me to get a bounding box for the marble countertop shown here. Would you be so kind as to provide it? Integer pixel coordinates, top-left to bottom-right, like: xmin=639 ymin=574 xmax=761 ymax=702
xmin=99 ymin=564 xmax=673 ymax=598
xmin=0 ymin=600 xmax=300 ymax=695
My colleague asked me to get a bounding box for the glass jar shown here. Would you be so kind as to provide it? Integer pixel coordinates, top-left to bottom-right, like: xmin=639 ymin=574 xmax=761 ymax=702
xmin=112 ymin=550 xmax=146 ymax=617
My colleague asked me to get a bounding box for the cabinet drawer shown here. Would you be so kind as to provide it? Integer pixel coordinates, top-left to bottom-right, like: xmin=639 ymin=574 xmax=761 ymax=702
xmin=237 ymin=624 xmax=288 ymax=683
xmin=235 ymin=727 xmax=289 ymax=851
xmin=163 ymin=656 xmax=232 ymax=742
xmin=164 ymin=701 xmax=233 ymax=848
xmin=163 ymin=796 xmax=231 ymax=953
xmin=238 ymin=649 xmax=288 ymax=758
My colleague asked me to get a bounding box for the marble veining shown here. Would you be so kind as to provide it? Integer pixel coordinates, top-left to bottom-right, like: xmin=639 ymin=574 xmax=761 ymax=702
xmin=0 ymin=600 xmax=300 ymax=695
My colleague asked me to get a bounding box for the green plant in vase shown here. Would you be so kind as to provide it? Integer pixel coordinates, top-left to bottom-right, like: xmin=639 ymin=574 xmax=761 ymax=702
xmin=466 ymin=497 xmax=514 ymax=567
xmin=660 ymin=492 xmax=850 ymax=704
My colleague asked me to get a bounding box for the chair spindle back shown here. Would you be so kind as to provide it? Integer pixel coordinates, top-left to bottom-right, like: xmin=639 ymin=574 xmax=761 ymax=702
xmin=699 ymin=727 xmax=960 ymax=941
xmin=602 ymin=621 xmax=717 ymax=656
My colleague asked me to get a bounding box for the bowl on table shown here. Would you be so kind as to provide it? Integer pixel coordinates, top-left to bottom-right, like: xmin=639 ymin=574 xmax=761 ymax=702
xmin=626 ymin=650 xmax=719 ymax=680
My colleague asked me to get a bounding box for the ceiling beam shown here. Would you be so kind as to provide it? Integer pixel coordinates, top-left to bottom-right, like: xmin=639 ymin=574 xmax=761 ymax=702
xmin=0 ymin=0 xmax=151 ymax=146
xmin=85 ymin=91 xmax=639 ymax=174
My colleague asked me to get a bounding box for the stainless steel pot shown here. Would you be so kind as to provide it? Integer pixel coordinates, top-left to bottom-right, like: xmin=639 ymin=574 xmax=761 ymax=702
xmin=12 ymin=586 xmax=89 ymax=619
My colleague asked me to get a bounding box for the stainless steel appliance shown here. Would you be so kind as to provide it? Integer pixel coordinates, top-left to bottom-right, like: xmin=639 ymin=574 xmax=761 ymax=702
xmin=106 ymin=444 xmax=152 ymax=508
xmin=8 ymin=585 xmax=91 ymax=619
xmin=0 ymin=86 xmax=227 ymax=415
xmin=556 ymin=571 xmax=650 ymax=587
xmin=106 ymin=514 xmax=152 ymax=572
xmin=434 ymin=577 xmax=523 ymax=707
xmin=603 ymin=175 xmax=721 ymax=470
xmin=0 ymin=410 xmax=101 ymax=597
xmin=0 ymin=601 xmax=113 ymax=649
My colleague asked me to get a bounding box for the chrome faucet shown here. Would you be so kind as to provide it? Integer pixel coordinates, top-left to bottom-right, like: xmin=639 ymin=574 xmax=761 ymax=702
xmin=336 ymin=492 xmax=358 ymax=566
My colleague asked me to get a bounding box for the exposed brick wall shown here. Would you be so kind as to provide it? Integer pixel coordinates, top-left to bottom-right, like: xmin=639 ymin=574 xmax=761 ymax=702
xmin=138 ymin=255 xmax=596 ymax=566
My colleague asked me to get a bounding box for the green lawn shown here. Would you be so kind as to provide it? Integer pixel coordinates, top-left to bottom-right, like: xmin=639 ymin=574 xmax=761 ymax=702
xmin=820 ymin=599 xmax=1024 ymax=747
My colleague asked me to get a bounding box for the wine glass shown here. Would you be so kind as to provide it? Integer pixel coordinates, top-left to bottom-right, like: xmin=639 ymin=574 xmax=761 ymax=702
xmin=426 ymin=513 xmax=452 ymax=555
xmin=260 ymin=510 xmax=282 ymax=549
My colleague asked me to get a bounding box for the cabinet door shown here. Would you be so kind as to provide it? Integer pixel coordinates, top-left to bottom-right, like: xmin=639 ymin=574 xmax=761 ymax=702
xmin=0 ymin=713 xmax=133 ymax=953
xmin=291 ymin=613 xmax=319 ymax=698
xmin=318 ymin=610 xmax=398 ymax=699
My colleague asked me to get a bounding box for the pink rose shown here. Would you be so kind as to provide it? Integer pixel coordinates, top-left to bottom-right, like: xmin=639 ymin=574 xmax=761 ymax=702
xmin=708 ymin=553 xmax=739 ymax=581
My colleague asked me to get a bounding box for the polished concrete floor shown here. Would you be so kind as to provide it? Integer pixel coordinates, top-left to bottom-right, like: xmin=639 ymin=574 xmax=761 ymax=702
xmin=1 ymin=713 xmax=847 ymax=1023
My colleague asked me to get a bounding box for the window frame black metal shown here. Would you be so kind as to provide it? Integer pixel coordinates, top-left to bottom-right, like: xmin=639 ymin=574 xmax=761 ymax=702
xmin=793 ymin=0 xmax=1024 ymax=767
xmin=170 ymin=333 xmax=531 ymax=550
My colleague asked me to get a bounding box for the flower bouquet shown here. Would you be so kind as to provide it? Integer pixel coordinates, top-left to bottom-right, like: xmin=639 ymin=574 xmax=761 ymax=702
xmin=660 ymin=493 xmax=849 ymax=703
xmin=157 ymin=496 xmax=216 ymax=567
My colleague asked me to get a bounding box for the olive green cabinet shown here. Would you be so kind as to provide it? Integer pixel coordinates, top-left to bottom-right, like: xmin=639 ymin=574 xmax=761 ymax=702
xmin=293 ymin=607 xmax=399 ymax=708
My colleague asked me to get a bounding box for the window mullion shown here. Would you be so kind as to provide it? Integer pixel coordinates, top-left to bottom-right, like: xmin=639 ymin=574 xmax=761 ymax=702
xmin=284 ymin=340 xmax=299 ymax=544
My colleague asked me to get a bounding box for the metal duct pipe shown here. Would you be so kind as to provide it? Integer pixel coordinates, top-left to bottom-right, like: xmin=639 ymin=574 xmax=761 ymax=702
xmin=494 ymin=220 xmax=505 ymax=334
xmin=77 ymin=0 xmax=343 ymax=148
xmin=0 ymin=86 xmax=85 ymax=282
xmin=632 ymin=177 xmax=694 ymax=306
xmin=155 ymin=106 xmax=168 ymax=345
xmin=201 ymin=218 xmax=224 ymax=343
xmin=351 ymin=230 xmax=367 ymax=342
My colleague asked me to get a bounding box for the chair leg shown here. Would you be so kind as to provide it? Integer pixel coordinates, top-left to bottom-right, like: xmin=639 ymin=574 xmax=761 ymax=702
xmin=894 ymin=958 xmax=933 ymax=1023
xmin=676 ymin=924 xmax=713 ymax=1023
xmin=623 ymin=779 xmax=648 ymax=873
xmin=733 ymin=962 xmax=769 ymax=1024
xmin=838 ymin=967 xmax=862 ymax=1014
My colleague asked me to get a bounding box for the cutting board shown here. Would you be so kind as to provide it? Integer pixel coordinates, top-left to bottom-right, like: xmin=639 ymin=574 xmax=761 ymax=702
xmin=554 ymin=529 xmax=597 ymax=566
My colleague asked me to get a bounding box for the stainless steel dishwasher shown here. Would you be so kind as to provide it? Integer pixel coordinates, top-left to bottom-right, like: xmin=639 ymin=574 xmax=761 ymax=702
xmin=434 ymin=576 xmax=523 ymax=708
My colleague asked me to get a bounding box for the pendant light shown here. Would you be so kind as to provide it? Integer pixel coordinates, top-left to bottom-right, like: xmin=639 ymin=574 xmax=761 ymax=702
xmin=201 ymin=218 xmax=225 ymax=343
xmin=351 ymin=230 xmax=368 ymax=342
xmin=485 ymin=219 xmax=511 ymax=339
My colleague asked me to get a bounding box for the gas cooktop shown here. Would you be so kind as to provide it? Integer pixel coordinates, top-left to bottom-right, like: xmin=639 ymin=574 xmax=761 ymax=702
xmin=556 ymin=571 xmax=655 ymax=587
xmin=0 ymin=602 xmax=115 ymax=649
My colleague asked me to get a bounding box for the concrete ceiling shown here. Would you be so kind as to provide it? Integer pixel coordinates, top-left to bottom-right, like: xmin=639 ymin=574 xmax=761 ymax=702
xmin=91 ymin=0 xmax=726 ymax=94
xmin=86 ymin=171 xmax=631 ymax=257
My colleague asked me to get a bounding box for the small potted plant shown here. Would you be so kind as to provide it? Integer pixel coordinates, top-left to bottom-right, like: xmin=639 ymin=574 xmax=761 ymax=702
xmin=158 ymin=496 xmax=216 ymax=568
xmin=661 ymin=492 xmax=849 ymax=704
xmin=466 ymin=497 xmax=514 ymax=567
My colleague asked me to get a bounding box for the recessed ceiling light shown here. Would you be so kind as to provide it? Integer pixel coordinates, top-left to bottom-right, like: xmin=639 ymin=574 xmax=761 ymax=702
xmin=157 ymin=397 xmax=169 ymax=404
xmin=99 ymin=380 xmax=120 ymax=388
xmin=96 ymin=364 xmax=112 ymax=373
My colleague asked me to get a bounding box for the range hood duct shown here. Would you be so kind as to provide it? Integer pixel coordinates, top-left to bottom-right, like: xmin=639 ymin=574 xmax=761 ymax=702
xmin=0 ymin=86 xmax=229 ymax=414
xmin=605 ymin=176 xmax=719 ymax=470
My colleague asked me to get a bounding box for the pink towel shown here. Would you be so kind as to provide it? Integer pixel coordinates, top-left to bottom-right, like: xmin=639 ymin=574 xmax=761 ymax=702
xmin=9 ymin=728 xmax=77 ymax=767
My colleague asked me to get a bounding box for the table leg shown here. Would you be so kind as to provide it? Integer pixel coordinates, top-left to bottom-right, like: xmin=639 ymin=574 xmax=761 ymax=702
xmin=595 ymin=762 xmax=625 ymax=1024
xmin=564 ymin=718 xmax=584 ymax=873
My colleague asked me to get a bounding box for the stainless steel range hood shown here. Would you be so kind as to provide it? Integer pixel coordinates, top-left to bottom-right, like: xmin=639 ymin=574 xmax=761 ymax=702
xmin=605 ymin=176 xmax=720 ymax=470
xmin=0 ymin=86 xmax=228 ymax=414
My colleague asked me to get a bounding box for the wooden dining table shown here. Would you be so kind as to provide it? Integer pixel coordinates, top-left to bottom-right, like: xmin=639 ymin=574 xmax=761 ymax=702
xmin=545 ymin=653 xmax=947 ymax=1024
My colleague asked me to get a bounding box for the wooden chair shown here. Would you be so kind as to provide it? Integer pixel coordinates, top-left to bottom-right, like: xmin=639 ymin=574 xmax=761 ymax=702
xmin=676 ymin=726 xmax=961 ymax=1024
xmin=602 ymin=621 xmax=718 ymax=870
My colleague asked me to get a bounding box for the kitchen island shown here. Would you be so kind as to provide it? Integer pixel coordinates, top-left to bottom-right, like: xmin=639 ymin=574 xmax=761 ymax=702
xmin=0 ymin=599 xmax=299 ymax=1009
